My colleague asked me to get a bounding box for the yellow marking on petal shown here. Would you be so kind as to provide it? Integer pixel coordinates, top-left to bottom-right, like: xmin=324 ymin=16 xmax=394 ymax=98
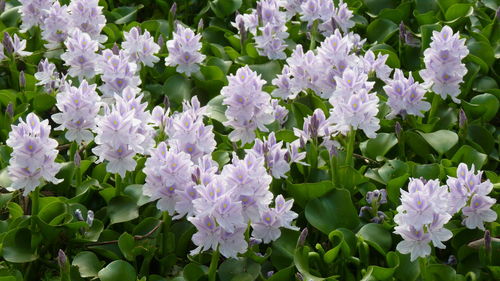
xmin=171 ymin=163 xmax=177 ymax=168
xmin=265 ymin=216 xmax=271 ymax=222
xmin=74 ymin=99 xmax=79 ymax=104
xmin=28 ymin=145 xmax=33 ymax=150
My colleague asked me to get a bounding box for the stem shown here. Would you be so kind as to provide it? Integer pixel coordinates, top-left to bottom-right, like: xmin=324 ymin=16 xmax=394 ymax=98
xmin=31 ymin=186 xmax=40 ymax=216
xmin=419 ymin=257 xmax=428 ymax=280
xmin=345 ymin=129 xmax=356 ymax=167
xmin=427 ymin=94 xmax=441 ymax=122
xmin=208 ymin=248 xmax=220 ymax=281
xmin=162 ymin=212 xmax=172 ymax=256
xmin=309 ymin=20 xmax=319 ymax=50
xmin=330 ymin=154 xmax=340 ymax=188
xmin=115 ymin=174 xmax=122 ymax=197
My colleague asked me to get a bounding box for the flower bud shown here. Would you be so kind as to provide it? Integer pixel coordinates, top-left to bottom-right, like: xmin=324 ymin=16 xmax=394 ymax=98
xmin=2 ymin=32 xmax=13 ymax=54
xmin=163 ymin=95 xmax=170 ymax=109
xmin=197 ymin=18 xmax=204 ymax=34
xmin=5 ymin=103 xmax=13 ymax=119
xmin=74 ymin=151 xmax=81 ymax=167
xmin=74 ymin=209 xmax=84 ymax=221
xmin=57 ymin=249 xmax=67 ymax=268
xmin=19 ymin=71 xmax=26 ymax=88
xmin=169 ymin=3 xmax=177 ymax=20
xmin=298 ymin=227 xmax=308 ymax=246
xmin=157 ymin=34 xmax=164 ymax=49
xmin=86 ymin=210 xmax=94 ymax=227
xmin=395 ymin=121 xmax=402 ymax=139
xmin=484 ymin=230 xmax=491 ymax=252
xmin=0 ymin=0 xmax=5 ymax=14
xmin=112 ymin=43 xmax=120 ymax=55
xmin=458 ymin=108 xmax=467 ymax=129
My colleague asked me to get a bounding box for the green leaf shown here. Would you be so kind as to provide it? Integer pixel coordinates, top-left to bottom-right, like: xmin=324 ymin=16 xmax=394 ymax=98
xmin=366 ymin=19 xmax=398 ymax=43
xmin=118 ymin=233 xmax=136 ymax=261
xmin=357 ymin=223 xmax=392 ymax=255
xmin=206 ymin=95 xmax=227 ymax=123
xmin=417 ymin=130 xmax=458 ymax=155
xmin=305 ymin=189 xmax=360 ymax=234
xmin=369 ymin=45 xmax=401 ymax=68
xmin=469 ymin=93 xmax=499 ymax=122
xmin=2 ymin=228 xmax=38 ymax=263
xmin=412 ymin=163 xmax=441 ymax=179
xmin=360 ymin=133 xmax=397 ymax=159
xmin=107 ymin=196 xmax=139 ymax=224
xmin=98 ymin=260 xmax=136 ymax=281
xmin=286 ymin=181 xmax=335 ymax=208
xmin=183 ymin=263 xmax=207 ymax=281
xmin=210 ymin=0 xmax=242 ymax=17
xmin=72 ymin=251 xmax=102 ymax=278
xmin=445 ymin=4 xmax=473 ymax=21
xmin=218 ymin=258 xmax=260 ymax=281
xmin=363 ymin=0 xmax=397 ymax=15
xmin=271 ymin=229 xmax=300 ymax=270
xmin=114 ymin=5 xmax=143 ymax=25
xmin=451 ymin=145 xmax=487 ymax=170
xmin=32 ymin=94 xmax=56 ymax=113
xmin=249 ymin=61 xmax=282 ymax=84
xmin=164 ymin=74 xmax=192 ymax=108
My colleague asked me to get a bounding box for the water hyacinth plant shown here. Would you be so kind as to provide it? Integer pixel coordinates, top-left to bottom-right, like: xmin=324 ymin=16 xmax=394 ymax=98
xmin=0 ymin=0 xmax=498 ymax=280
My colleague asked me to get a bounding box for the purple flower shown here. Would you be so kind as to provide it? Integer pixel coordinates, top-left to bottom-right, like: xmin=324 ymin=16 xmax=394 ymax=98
xmin=222 ymin=66 xmax=274 ymax=144
xmin=97 ymin=49 xmax=141 ymax=98
xmin=419 ymin=26 xmax=468 ymax=103
xmin=19 ymin=0 xmax=54 ymax=32
xmin=52 ymin=80 xmax=101 ymax=143
xmin=6 ymin=113 xmax=62 ymax=195
xmin=142 ymin=142 xmax=195 ymax=216
xmin=165 ymin=24 xmax=205 ymax=76
xmin=122 ymin=27 xmax=160 ymax=67
xmin=68 ymin=0 xmax=107 ymax=42
xmin=383 ymin=69 xmax=431 ymax=119
xmin=41 ymin=2 xmax=71 ymax=49
xmin=34 ymin=59 xmax=60 ymax=92
xmin=60 ymin=29 xmax=99 ymax=80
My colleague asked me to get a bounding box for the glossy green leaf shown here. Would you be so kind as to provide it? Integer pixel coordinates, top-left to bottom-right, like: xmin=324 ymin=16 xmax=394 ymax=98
xmin=357 ymin=223 xmax=392 ymax=255
xmin=98 ymin=260 xmax=136 ymax=281
xmin=418 ymin=130 xmax=458 ymax=155
xmin=2 ymin=228 xmax=38 ymax=263
xmin=72 ymin=251 xmax=102 ymax=278
xmin=108 ymin=196 xmax=139 ymax=224
xmin=305 ymin=189 xmax=360 ymax=234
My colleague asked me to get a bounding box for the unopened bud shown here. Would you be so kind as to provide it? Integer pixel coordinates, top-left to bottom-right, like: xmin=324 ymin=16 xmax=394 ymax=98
xmin=157 ymin=34 xmax=164 ymax=49
xmin=239 ymin=20 xmax=247 ymax=43
xmin=197 ymin=19 xmax=204 ymax=34
xmin=19 ymin=71 xmax=25 ymax=88
xmin=2 ymin=32 xmax=13 ymax=54
xmin=57 ymin=249 xmax=67 ymax=268
xmin=399 ymin=21 xmax=406 ymax=41
xmin=249 ymin=237 xmax=262 ymax=246
xmin=112 ymin=43 xmax=120 ymax=55
xmin=163 ymin=95 xmax=170 ymax=109
xmin=295 ymin=272 xmax=304 ymax=281
xmin=379 ymin=189 xmax=387 ymax=204
xmin=86 ymin=210 xmax=94 ymax=227
xmin=74 ymin=209 xmax=84 ymax=221
xmin=298 ymin=227 xmax=308 ymax=246
xmin=459 ymin=108 xmax=467 ymax=129
xmin=74 ymin=151 xmax=81 ymax=167
xmin=485 ymin=230 xmax=491 ymax=252
xmin=395 ymin=121 xmax=402 ymax=139
xmin=169 ymin=3 xmax=177 ymax=19
xmin=0 ymin=0 xmax=5 ymax=14
xmin=358 ymin=206 xmax=372 ymax=218
xmin=6 ymin=103 xmax=13 ymax=119
xmin=266 ymin=271 xmax=274 ymax=278
xmin=447 ymin=255 xmax=457 ymax=265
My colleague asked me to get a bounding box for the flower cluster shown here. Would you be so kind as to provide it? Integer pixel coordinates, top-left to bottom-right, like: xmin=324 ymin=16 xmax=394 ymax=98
xmin=419 ymin=25 xmax=468 ymax=103
xmin=52 ymin=80 xmax=101 ymax=143
xmin=234 ymin=0 xmax=288 ymax=60
xmin=96 ymin=49 xmax=141 ymax=97
xmin=165 ymin=24 xmax=205 ymax=76
xmin=446 ymin=163 xmax=497 ymax=230
xmin=41 ymin=2 xmax=71 ymax=49
xmin=165 ymin=97 xmax=216 ymax=162
xmin=60 ymin=29 xmax=99 ymax=80
xmin=394 ymin=178 xmax=453 ymax=261
xmin=122 ymin=27 xmax=161 ymax=68
xmin=383 ymin=69 xmax=431 ymax=119
xmin=246 ymin=132 xmax=290 ymax=179
xmin=328 ymin=67 xmax=380 ymax=138
xmin=6 ymin=113 xmax=62 ymax=196
xmin=92 ymin=91 xmax=153 ymax=177
xmin=298 ymin=0 xmax=354 ymax=35
xmin=19 ymin=0 xmax=54 ymax=32
xmin=142 ymin=143 xmax=195 ymax=217
xmin=222 ymin=66 xmax=274 ymax=144
xmin=67 ymin=0 xmax=107 ymax=42
xmin=189 ymin=153 xmax=298 ymax=258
